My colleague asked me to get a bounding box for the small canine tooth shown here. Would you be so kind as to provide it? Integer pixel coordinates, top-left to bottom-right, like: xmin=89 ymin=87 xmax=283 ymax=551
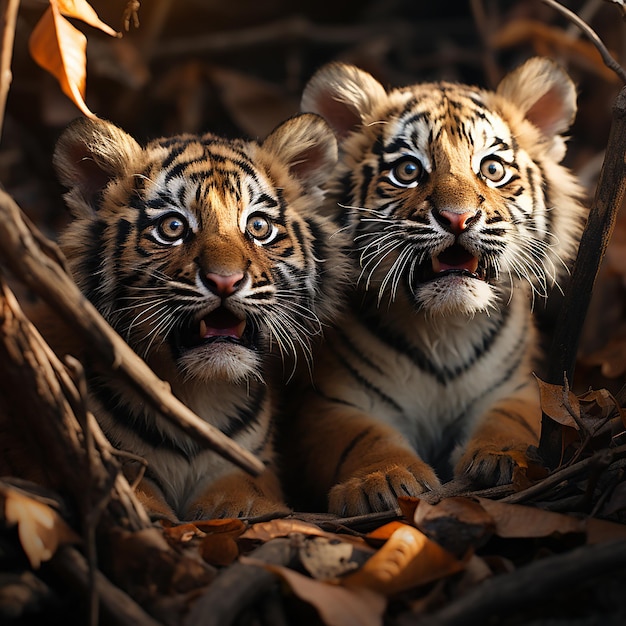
xmin=199 ymin=318 xmax=207 ymax=338
xmin=432 ymin=256 xmax=442 ymax=273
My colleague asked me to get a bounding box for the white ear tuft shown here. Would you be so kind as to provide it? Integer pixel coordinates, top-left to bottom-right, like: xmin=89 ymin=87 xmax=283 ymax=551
xmin=497 ymin=57 xmax=577 ymax=137
xmin=262 ymin=113 xmax=337 ymax=188
xmin=301 ymin=63 xmax=387 ymax=138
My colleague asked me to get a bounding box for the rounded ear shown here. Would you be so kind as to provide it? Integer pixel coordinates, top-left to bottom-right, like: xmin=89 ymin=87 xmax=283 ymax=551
xmin=262 ymin=113 xmax=338 ymax=188
xmin=496 ymin=57 xmax=577 ymax=137
xmin=53 ymin=117 xmax=142 ymax=208
xmin=301 ymin=63 xmax=387 ymax=138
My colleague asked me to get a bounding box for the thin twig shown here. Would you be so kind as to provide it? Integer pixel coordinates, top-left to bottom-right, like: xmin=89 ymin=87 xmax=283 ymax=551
xmin=542 ymin=0 xmax=626 ymax=83
xmin=0 ymin=0 xmax=20 ymax=139
xmin=502 ymin=443 xmax=626 ymax=505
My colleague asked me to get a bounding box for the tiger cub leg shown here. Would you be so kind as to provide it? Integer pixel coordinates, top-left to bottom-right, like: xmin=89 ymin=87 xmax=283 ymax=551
xmin=454 ymin=380 xmax=541 ymax=486
xmin=294 ymin=404 xmax=440 ymax=516
xmin=134 ymin=478 xmax=178 ymax=522
xmin=184 ymin=467 xmax=289 ymax=521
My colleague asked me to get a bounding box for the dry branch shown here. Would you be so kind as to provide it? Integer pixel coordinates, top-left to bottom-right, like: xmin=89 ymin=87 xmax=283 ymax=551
xmin=540 ymin=85 xmax=626 ymax=468
xmin=0 ymin=273 xmax=150 ymax=531
xmin=0 ymin=0 xmax=20 ymax=138
xmin=0 ymin=187 xmax=263 ymax=477
xmin=401 ymin=539 xmax=626 ymax=626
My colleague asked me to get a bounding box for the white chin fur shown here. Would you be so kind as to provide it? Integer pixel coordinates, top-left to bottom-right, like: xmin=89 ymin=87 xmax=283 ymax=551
xmin=177 ymin=343 xmax=261 ymax=384
xmin=415 ymin=275 xmax=496 ymax=316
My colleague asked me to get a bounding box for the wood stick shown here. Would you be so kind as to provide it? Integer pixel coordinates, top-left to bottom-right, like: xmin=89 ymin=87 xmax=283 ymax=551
xmin=399 ymin=539 xmax=626 ymax=626
xmin=50 ymin=545 xmax=165 ymax=626
xmin=0 ymin=0 xmax=20 ymax=138
xmin=184 ymin=538 xmax=295 ymax=626
xmin=0 ymin=188 xmax=264 ymax=477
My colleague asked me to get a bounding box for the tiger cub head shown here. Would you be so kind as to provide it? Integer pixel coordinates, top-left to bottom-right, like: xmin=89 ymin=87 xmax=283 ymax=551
xmin=301 ymin=58 xmax=587 ymax=317
xmin=53 ymin=114 xmax=345 ymax=384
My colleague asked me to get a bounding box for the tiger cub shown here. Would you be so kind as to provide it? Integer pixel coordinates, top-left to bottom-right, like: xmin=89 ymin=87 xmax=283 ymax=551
xmin=286 ymin=58 xmax=587 ymax=515
xmin=44 ymin=113 xmax=345 ymax=521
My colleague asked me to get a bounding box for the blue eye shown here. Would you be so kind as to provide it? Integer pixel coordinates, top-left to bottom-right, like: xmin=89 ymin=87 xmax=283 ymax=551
xmin=389 ymin=157 xmax=423 ymax=186
xmin=157 ymin=213 xmax=189 ymax=242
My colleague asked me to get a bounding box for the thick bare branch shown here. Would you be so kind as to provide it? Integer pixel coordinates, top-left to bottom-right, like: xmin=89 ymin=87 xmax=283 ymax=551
xmin=0 ymin=188 xmax=264 ymax=477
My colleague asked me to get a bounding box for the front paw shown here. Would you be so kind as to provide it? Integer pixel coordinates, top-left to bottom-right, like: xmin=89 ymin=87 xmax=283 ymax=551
xmin=185 ymin=485 xmax=290 ymax=521
xmin=455 ymin=443 xmax=529 ymax=487
xmin=329 ymin=462 xmax=440 ymax=516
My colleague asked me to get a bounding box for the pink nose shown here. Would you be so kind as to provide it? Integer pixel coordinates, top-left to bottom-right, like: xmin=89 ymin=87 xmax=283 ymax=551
xmin=205 ymin=272 xmax=244 ymax=297
xmin=436 ymin=209 xmax=478 ymax=235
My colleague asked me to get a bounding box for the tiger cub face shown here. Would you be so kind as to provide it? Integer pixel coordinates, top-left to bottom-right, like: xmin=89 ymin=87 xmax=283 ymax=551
xmin=302 ymin=58 xmax=585 ymax=317
xmin=53 ymin=114 xmax=344 ymax=385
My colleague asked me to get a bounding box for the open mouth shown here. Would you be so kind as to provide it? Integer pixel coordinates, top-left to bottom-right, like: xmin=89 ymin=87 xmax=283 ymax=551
xmin=178 ymin=306 xmax=251 ymax=351
xmin=427 ymin=244 xmax=485 ymax=281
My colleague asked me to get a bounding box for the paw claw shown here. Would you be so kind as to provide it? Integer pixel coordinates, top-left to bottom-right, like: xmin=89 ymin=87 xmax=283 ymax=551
xmin=329 ymin=462 xmax=439 ymax=516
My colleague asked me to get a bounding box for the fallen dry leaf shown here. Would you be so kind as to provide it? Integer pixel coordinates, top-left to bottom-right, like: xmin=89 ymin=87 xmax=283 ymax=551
xmin=245 ymin=559 xmax=386 ymax=626
xmin=586 ymin=517 xmax=626 ymax=544
xmin=477 ymin=498 xmax=586 ymax=538
xmin=342 ymin=523 xmax=463 ymax=595
xmin=1 ymin=486 xmax=79 ymax=569
xmin=413 ymin=497 xmax=496 ymax=556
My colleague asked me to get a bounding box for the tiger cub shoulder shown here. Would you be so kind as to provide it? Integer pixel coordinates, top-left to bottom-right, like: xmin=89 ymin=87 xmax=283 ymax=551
xmin=29 ymin=113 xmax=347 ymax=521
xmin=285 ymin=57 xmax=587 ymax=515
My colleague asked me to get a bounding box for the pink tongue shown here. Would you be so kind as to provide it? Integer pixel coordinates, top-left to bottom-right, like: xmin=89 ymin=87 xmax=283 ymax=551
xmin=199 ymin=309 xmax=245 ymax=339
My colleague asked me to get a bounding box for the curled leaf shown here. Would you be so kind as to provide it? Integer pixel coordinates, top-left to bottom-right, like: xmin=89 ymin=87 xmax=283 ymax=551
xmin=28 ymin=0 xmax=118 ymax=117
xmin=342 ymin=523 xmax=463 ymax=595
xmin=56 ymin=0 xmax=118 ymax=36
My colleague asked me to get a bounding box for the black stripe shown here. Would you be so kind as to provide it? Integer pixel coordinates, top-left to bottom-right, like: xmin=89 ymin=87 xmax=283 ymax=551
xmin=221 ymin=384 xmax=267 ymax=439
xmin=491 ymin=407 xmax=538 ymax=438
xmin=91 ymin=382 xmax=198 ymax=460
xmin=332 ymin=426 xmax=373 ymax=484
xmin=336 ymin=329 xmax=385 ymax=376
xmin=329 ymin=342 xmax=403 ymax=413
xmin=81 ymin=220 xmax=106 ymax=304
xmin=359 ymin=164 xmax=374 ymax=209
xmin=359 ymin=306 xmax=510 ymax=385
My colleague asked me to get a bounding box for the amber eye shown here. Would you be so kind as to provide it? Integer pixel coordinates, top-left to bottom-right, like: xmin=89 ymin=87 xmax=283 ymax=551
xmin=480 ymin=157 xmax=507 ymax=183
xmin=389 ymin=158 xmax=423 ymax=186
xmin=246 ymin=213 xmax=275 ymax=242
xmin=157 ymin=213 xmax=189 ymax=242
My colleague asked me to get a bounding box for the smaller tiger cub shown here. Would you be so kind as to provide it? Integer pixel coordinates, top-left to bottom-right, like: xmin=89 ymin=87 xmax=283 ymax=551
xmin=38 ymin=113 xmax=346 ymax=521
xmin=284 ymin=58 xmax=588 ymax=515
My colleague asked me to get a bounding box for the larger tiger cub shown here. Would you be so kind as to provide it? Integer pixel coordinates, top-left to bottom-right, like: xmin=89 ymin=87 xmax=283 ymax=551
xmin=286 ymin=58 xmax=587 ymax=515
xmin=41 ymin=113 xmax=345 ymax=521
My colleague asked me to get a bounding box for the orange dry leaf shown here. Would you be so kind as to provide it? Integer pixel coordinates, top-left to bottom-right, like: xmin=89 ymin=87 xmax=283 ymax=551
xmin=28 ymin=0 xmax=118 ymax=117
xmin=342 ymin=523 xmax=463 ymax=595
xmin=2 ymin=486 xmax=79 ymax=569
xmin=56 ymin=0 xmax=118 ymax=35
